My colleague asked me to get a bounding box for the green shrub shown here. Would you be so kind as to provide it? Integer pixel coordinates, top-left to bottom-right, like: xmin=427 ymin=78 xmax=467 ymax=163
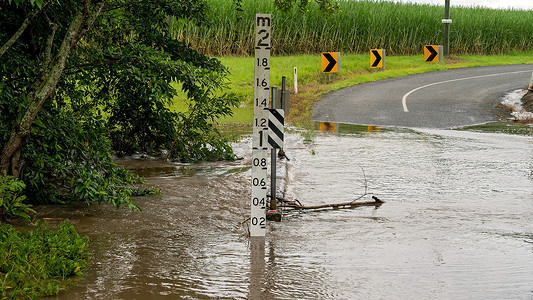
xmin=0 ymin=222 xmax=89 ymax=299
xmin=0 ymin=172 xmax=34 ymax=222
xmin=23 ymin=107 xmax=144 ymax=209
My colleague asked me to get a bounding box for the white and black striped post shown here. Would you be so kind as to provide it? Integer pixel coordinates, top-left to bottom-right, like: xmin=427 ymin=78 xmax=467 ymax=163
xmin=267 ymin=77 xmax=285 ymax=222
xmin=268 ymin=108 xmax=284 ymax=150
xmin=270 ymin=86 xmax=278 ymax=212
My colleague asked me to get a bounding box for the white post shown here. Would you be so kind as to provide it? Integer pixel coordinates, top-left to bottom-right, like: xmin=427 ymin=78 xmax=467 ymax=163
xmin=294 ymin=67 xmax=298 ymax=94
xmin=250 ymin=14 xmax=271 ymax=237
xmin=529 ymin=72 xmax=533 ymax=91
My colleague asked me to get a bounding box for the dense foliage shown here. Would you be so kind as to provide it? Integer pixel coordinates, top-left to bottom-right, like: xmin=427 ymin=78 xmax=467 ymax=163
xmin=178 ymin=0 xmax=533 ymax=56
xmin=0 ymin=222 xmax=89 ymax=298
xmin=0 ymin=173 xmax=34 ymax=222
xmin=0 ymin=0 xmax=239 ymax=208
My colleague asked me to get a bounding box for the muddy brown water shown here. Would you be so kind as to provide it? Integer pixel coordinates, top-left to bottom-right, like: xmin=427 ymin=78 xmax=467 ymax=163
xmin=39 ymin=124 xmax=532 ymax=299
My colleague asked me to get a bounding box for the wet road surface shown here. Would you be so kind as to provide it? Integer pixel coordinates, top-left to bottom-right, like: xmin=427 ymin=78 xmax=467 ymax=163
xmin=313 ymin=64 xmax=533 ymax=128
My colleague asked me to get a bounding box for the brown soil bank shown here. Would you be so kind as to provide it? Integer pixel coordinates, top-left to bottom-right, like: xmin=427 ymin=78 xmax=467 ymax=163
xmin=522 ymin=90 xmax=533 ymax=112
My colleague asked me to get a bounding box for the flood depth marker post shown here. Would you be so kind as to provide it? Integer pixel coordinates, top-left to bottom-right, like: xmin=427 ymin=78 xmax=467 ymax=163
xmin=250 ymin=14 xmax=271 ymax=237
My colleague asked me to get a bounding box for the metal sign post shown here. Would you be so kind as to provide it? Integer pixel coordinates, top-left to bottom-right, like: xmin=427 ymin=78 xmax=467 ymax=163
xmin=250 ymin=14 xmax=271 ymax=237
xmin=266 ymin=82 xmax=284 ymax=223
xmin=321 ymin=52 xmax=340 ymax=83
xmin=443 ymin=0 xmax=451 ymax=56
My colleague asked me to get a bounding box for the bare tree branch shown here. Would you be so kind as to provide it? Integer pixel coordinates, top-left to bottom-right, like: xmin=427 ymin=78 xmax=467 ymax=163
xmin=74 ymin=0 xmax=105 ymax=46
xmin=350 ymin=165 xmax=369 ymax=203
xmin=43 ymin=22 xmax=58 ymax=70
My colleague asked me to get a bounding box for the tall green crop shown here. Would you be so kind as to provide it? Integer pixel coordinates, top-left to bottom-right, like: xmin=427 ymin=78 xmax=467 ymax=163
xmin=175 ymin=0 xmax=533 ymax=56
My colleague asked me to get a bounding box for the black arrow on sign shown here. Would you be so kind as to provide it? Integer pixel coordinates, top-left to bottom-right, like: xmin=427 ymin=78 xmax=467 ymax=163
xmin=323 ymin=53 xmax=337 ymax=72
xmin=425 ymin=45 xmax=438 ymax=62
xmin=371 ymin=50 xmax=382 ymax=67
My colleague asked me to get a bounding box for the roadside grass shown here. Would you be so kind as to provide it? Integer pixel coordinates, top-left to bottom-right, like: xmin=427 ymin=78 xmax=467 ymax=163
xmin=168 ymin=52 xmax=532 ymax=128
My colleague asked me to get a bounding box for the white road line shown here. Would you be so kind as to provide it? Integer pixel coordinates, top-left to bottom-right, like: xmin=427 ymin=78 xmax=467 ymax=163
xmin=402 ymin=69 xmax=533 ymax=112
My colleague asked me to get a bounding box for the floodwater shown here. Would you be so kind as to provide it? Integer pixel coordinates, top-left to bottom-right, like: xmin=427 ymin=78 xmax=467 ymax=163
xmin=42 ymin=123 xmax=533 ymax=299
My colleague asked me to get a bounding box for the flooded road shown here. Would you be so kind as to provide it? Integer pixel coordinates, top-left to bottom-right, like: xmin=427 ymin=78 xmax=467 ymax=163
xmin=45 ymin=123 xmax=533 ymax=299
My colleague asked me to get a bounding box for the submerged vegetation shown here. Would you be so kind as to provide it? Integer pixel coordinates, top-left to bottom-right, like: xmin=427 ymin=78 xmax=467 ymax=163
xmin=0 ymin=222 xmax=89 ymax=299
xmin=176 ymin=0 xmax=533 ymax=56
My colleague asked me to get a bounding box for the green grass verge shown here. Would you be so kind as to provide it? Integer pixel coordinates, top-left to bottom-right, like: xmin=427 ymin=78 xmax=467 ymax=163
xmin=0 ymin=222 xmax=90 ymax=299
xmin=206 ymin=52 xmax=532 ymax=127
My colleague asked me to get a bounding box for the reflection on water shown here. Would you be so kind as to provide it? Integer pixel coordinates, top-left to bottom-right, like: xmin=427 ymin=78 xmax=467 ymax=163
xmin=46 ymin=124 xmax=533 ymax=299
xmin=249 ymin=237 xmax=265 ymax=299
xmin=318 ymin=122 xmax=386 ymax=135
xmin=318 ymin=121 xmax=337 ymax=134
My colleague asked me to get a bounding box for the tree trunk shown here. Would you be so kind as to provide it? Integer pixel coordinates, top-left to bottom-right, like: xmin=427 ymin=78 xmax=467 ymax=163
xmin=0 ymin=0 xmax=102 ymax=178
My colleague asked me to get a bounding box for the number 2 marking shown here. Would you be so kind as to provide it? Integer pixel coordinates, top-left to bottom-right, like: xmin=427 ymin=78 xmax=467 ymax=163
xmin=257 ymin=30 xmax=270 ymax=47
xmin=251 ymin=217 xmax=266 ymax=227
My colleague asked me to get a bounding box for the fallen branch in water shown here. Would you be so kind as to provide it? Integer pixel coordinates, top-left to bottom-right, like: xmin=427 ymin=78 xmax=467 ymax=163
xmin=271 ymin=165 xmax=383 ymax=211
xmin=239 ymin=217 xmax=251 ymax=238
xmin=277 ymin=196 xmax=384 ymax=210
xmin=350 ymin=165 xmax=369 ymax=203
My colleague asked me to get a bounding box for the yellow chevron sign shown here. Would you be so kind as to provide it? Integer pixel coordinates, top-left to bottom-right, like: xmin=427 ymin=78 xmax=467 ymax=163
xmin=370 ymin=49 xmax=385 ymax=68
xmin=321 ymin=52 xmax=340 ymax=73
xmin=424 ymin=45 xmax=441 ymax=63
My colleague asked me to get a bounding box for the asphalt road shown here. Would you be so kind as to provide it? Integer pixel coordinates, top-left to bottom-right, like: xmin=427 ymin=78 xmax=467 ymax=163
xmin=312 ymin=64 xmax=533 ymax=129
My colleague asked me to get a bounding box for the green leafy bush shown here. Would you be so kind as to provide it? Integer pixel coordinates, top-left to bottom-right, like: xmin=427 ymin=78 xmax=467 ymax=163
xmin=23 ymin=107 xmax=143 ymax=210
xmin=0 ymin=172 xmax=34 ymax=222
xmin=0 ymin=222 xmax=89 ymax=298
